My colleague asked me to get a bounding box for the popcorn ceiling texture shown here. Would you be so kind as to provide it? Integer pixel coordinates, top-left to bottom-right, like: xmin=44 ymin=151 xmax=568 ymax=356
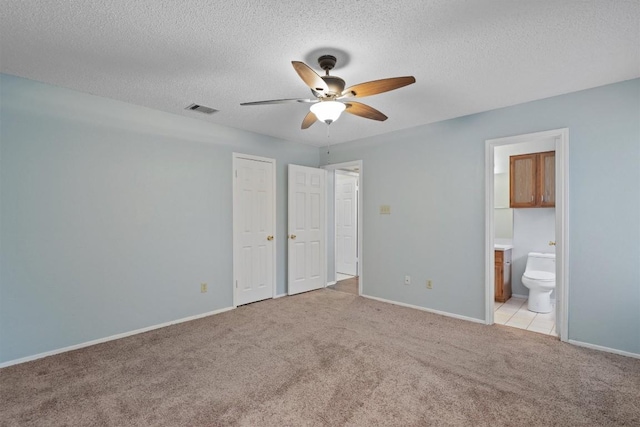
xmin=1 ymin=0 xmax=638 ymax=145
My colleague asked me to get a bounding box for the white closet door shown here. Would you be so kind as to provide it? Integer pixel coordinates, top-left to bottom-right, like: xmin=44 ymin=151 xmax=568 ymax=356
xmin=288 ymin=164 xmax=326 ymax=295
xmin=233 ymin=155 xmax=275 ymax=306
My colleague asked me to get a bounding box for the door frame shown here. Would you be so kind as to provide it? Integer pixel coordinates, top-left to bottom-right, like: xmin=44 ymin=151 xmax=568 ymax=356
xmin=232 ymin=153 xmax=277 ymax=308
xmin=484 ymin=129 xmax=569 ymax=342
xmin=334 ymin=170 xmax=359 ymax=277
xmin=323 ymin=160 xmax=363 ymax=296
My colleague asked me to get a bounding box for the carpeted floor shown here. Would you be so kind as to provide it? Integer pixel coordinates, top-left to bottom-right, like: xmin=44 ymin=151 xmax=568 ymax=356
xmin=327 ymin=276 xmax=359 ymax=295
xmin=1 ymin=289 xmax=639 ymax=426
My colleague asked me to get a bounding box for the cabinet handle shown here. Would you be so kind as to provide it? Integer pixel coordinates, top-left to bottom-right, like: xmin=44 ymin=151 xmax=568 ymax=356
xmin=541 ymin=195 xmax=544 ymax=203
xmin=531 ymin=195 xmax=534 ymax=202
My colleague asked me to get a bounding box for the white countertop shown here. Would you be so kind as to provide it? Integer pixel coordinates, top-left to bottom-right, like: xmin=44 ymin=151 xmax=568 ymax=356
xmin=494 ymin=244 xmax=513 ymax=251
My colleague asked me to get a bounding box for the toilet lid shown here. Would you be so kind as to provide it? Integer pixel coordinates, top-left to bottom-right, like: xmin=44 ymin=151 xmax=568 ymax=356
xmin=524 ymin=270 xmax=555 ymax=281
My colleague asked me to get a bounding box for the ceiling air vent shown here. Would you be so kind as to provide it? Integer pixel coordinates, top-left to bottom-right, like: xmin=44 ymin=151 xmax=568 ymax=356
xmin=185 ymin=103 xmax=218 ymax=114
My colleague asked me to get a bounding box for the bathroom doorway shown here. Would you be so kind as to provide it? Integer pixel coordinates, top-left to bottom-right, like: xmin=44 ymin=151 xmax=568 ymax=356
xmin=485 ymin=129 xmax=569 ymax=342
xmin=323 ymin=160 xmax=363 ymax=296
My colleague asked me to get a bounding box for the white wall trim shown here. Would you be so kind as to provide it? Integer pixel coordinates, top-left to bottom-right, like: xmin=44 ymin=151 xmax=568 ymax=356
xmin=361 ymin=294 xmax=485 ymax=324
xmin=326 ymin=281 xmax=337 ymax=287
xmin=0 ymin=306 xmax=234 ymax=369
xmin=568 ymin=340 xmax=640 ymax=360
xmin=556 ymin=130 xmax=570 ymax=342
xmin=274 ymin=293 xmax=287 ymax=299
xmin=484 ymin=128 xmax=569 ymax=343
xmin=484 ymin=140 xmax=495 ymax=326
xmin=232 ymin=153 xmax=277 ymax=308
xmin=232 ymin=152 xmax=275 ymax=163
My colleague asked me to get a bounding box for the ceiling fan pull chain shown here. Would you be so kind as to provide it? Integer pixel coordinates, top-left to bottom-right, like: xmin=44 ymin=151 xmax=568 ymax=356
xmin=326 ymin=127 xmax=332 ymax=165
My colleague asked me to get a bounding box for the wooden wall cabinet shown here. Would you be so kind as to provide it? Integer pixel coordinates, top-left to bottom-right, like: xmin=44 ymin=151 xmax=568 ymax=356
xmin=495 ymin=249 xmax=512 ymax=303
xmin=510 ymin=151 xmax=555 ymax=208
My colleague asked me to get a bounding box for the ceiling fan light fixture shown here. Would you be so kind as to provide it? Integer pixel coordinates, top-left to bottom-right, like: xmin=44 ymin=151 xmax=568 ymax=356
xmin=310 ymin=100 xmax=345 ymax=124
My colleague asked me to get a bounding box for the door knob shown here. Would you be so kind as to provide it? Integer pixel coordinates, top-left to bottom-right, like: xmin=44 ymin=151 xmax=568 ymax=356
xmin=267 ymin=235 xmax=274 ymax=241
xmin=289 ymin=234 xmax=297 ymax=240
xmin=549 ymin=241 xmax=556 ymax=246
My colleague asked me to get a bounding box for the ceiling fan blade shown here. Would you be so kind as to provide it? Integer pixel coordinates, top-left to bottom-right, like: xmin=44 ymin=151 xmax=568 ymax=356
xmin=344 ymin=101 xmax=388 ymax=121
xmin=341 ymin=76 xmax=416 ymax=98
xmin=301 ymin=111 xmax=317 ymax=129
xmin=240 ymin=98 xmax=316 ymax=106
xmin=292 ymin=61 xmax=329 ymax=93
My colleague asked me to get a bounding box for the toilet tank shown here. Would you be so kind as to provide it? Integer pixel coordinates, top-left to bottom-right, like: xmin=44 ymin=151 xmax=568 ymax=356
xmin=526 ymin=252 xmax=556 ymax=273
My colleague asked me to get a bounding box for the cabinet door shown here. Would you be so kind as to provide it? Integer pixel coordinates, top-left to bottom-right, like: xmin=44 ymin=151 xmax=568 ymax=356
xmin=510 ymin=154 xmax=537 ymax=208
xmin=495 ymin=263 xmax=504 ymax=302
xmin=539 ymin=151 xmax=555 ymax=207
xmin=503 ymin=260 xmax=512 ymax=301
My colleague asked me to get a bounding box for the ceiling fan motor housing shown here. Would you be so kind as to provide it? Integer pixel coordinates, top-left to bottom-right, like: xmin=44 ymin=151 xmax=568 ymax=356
xmin=319 ymin=76 xmax=345 ymax=97
xmin=311 ymin=55 xmax=345 ymax=97
xmin=318 ymin=55 xmax=337 ymax=72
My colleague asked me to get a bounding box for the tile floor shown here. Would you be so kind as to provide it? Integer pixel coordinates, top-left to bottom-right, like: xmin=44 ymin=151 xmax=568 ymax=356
xmin=494 ymin=297 xmax=556 ymax=336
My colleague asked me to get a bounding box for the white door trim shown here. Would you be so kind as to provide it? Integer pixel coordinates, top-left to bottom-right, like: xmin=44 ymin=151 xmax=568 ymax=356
xmin=323 ymin=160 xmax=363 ymax=296
xmin=484 ymin=129 xmax=569 ymax=342
xmin=232 ymin=153 xmax=277 ymax=308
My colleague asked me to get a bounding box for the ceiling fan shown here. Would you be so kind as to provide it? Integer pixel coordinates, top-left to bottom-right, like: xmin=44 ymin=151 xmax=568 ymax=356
xmin=240 ymin=55 xmax=416 ymax=129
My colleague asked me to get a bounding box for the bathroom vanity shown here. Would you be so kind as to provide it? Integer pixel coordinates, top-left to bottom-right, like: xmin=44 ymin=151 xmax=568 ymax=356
xmin=494 ymin=247 xmax=512 ymax=302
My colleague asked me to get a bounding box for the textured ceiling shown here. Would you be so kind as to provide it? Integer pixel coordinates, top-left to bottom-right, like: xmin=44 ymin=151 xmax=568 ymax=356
xmin=1 ymin=1 xmax=639 ymax=146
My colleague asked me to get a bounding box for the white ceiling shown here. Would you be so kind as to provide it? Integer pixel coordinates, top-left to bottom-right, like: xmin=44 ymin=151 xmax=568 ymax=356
xmin=1 ymin=1 xmax=639 ymax=146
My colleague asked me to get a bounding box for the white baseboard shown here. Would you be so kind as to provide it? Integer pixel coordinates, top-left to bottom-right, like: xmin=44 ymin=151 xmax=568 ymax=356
xmin=511 ymin=293 xmax=528 ymax=299
xmin=361 ymin=294 xmax=485 ymax=324
xmin=568 ymin=339 xmax=640 ymax=359
xmin=325 ymin=281 xmax=337 ymax=287
xmin=0 ymin=306 xmax=235 ymax=369
xmin=360 ymin=296 xmax=638 ymax=359
xmin=273 ymin=293 xmax=287 ymax=299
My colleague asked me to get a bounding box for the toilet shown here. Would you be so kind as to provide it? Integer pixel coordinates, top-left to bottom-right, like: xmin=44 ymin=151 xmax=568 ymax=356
xmin=522 ymin=252 xmax=556 ymax=313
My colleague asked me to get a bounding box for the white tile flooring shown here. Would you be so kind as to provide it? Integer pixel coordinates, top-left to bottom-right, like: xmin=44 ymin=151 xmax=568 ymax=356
xmin=494 ymin=297 xmax=557 ymax=336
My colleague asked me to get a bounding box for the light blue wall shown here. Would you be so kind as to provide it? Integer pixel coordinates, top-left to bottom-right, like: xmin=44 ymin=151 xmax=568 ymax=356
xmin=0 ymin=74 xmax=318 ymax=363
xmin=2 ymin=74 xmax=638 ymax=363
xmin=320 ymin=79 xmax=640 ymax=355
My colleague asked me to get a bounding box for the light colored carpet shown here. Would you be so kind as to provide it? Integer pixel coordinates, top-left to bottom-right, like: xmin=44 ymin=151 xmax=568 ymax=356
xmin=327 ymin=276 xmax=359 ymax=295
xmin=1 ymin=289 xmax=639 ymax=426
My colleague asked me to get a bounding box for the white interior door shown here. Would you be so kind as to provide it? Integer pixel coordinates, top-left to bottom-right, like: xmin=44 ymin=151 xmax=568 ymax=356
xmin=233 ymin=154 xmax=275 ymax=306
xmin=288 ymin=164 xmax=326 ymax=295
xmin=335 ymin=172 xmax=358 ymax=276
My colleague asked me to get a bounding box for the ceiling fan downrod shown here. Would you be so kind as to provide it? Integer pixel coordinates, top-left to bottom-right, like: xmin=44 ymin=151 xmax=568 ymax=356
xmin=318 ymin=55 xmax=337 ymax=76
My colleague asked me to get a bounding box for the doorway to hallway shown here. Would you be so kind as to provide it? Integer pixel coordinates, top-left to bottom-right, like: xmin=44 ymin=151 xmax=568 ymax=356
xmin=324 ymin=160 xmax=363 ymax=296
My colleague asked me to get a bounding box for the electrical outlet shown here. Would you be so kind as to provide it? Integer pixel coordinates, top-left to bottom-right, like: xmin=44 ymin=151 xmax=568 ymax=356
xmin=404 ymin=275 xmax=411 ymax=285
xmin=200 ymin=283 xmax=207 ymax=293
xmin=426 ymin=280 xmax=433 ymax=289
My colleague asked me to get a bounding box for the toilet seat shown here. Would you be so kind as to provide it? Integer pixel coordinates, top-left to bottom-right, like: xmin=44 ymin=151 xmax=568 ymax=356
xmin=523 ymin=270 xmax=555 ymax=281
